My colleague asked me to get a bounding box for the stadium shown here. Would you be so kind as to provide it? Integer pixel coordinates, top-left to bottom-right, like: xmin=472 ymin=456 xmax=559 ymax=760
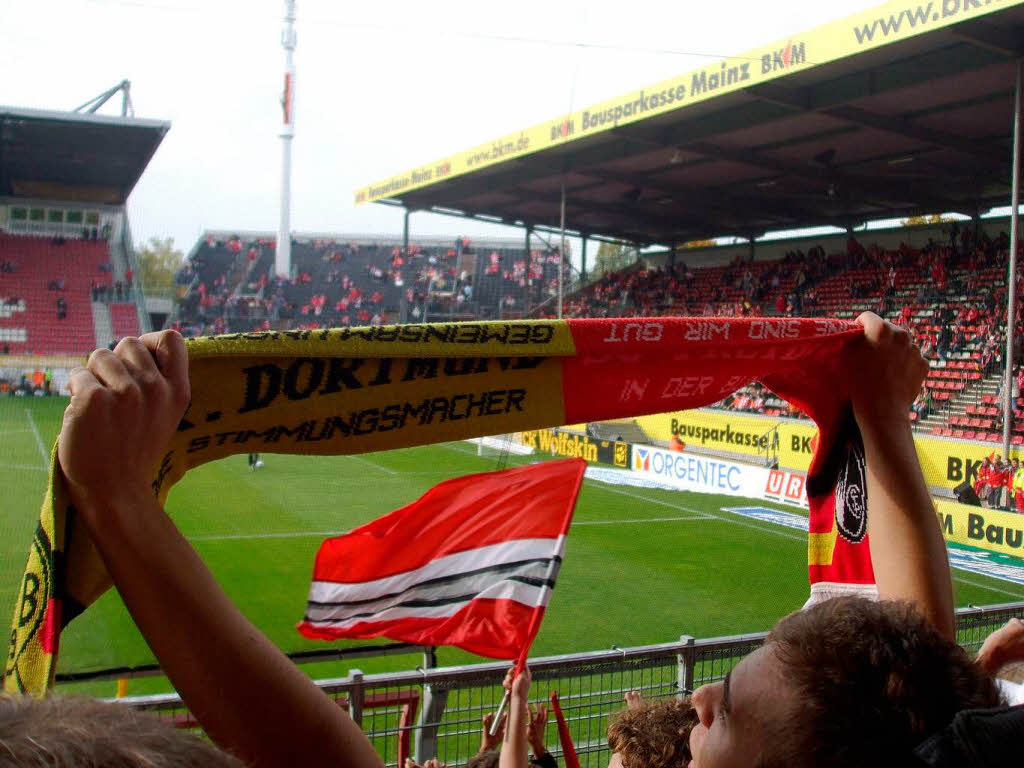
xmin=4 ymin=0 xmax=1024 ymax=766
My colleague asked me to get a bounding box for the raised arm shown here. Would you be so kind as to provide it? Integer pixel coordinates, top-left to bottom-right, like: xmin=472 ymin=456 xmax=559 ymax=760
xmin=500 ymin=666 xmax=531 ymax=768
xmin=848 ymin=312 xmax=955 ymax=639
xmin=58 ymin=331 xmax=383 ymax=768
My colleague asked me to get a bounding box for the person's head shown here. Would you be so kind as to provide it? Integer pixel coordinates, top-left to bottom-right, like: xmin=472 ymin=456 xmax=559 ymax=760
xmin=688 ymin=597 xmax=1001 ymax=768
xmin=467 ymin=749 xmax=500 ymax=768
xmin=607 ymin=696 xmax=698 ymax=768
xmin=0 ymin=694 xmax=240 ymax=767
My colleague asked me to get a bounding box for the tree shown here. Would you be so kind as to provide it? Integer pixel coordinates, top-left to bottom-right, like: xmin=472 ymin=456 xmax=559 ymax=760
xmin=593 ymin=242 xmax=634 ymax=276
xmin=136 ymin=237 xmax=184 ymax=294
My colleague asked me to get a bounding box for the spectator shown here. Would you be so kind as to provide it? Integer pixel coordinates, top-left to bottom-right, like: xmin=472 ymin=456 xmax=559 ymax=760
xmin=56 ymin=296 xmax=67 ymax=320
xmin=683 ymin=314 xmax=1002 ymax=768
xmin=0 ymin=695 xmax=240 ymax=766
xmin=51 ymin=331 xmax=385 ymax=768
xmin=607 ymin=691 xmax=697 ymax=768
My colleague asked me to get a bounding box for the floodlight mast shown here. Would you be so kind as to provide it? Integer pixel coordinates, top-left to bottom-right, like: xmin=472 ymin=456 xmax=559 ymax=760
xmin=276 ymin=0 xmax=297 ymax=279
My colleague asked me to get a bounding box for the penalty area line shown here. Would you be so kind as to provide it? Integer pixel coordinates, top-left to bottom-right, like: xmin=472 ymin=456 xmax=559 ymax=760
xmin=24 ymin=408 xmax=49 ymax=468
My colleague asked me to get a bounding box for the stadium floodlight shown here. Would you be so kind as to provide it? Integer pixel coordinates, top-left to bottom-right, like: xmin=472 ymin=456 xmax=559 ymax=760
xmin=277 ymin=0 xmax=297 ymax=279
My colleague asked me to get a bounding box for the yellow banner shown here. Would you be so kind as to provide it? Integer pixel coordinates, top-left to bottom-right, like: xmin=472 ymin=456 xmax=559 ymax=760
xmin=632 ymin=409 xmax=819 ymax=470
xmin=935 ymin=500 xmax=1024 ymax=558
xmin=355 ymin=0 xmax=1024 ymax=204
xmin=915 ymin=434 xmax=1021 ymax=490
xmin=632 ymin=410 xmax=1022 ymax=491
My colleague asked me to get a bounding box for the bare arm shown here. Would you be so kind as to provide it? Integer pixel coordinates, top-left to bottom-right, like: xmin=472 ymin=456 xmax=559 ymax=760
xmin=59 ymin=332 xmax=383 ymax=768
xmin=500 ymin=666 xmax=531 ymax=768
xmin=849 ymin=312 xmax=955 ymax=640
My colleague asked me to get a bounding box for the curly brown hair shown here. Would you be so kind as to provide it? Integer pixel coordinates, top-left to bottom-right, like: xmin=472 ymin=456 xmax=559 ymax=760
xmin=607 ymin=697 xmax=698 ymax=768
xmin=761 ymin=597 xmax=1004 ymax=768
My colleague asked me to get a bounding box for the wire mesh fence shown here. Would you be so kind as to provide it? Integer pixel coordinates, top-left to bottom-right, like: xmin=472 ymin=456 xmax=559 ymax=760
xmin=120 ymin=601 xmax=1024 ymax=767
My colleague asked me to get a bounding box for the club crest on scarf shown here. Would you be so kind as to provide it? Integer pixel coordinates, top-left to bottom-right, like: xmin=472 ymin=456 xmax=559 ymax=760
xmin=834 ymin=439 xmax=868 ymax=544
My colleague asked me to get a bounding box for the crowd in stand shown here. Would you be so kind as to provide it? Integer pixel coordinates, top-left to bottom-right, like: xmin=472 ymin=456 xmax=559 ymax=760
xmin=169 ymin=233 xmax=567 ymax=338
xmin=165 ymin=226 xmax=1024 ymax=442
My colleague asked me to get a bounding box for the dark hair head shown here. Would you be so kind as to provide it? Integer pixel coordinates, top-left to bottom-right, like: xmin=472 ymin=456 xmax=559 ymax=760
xmin=607 ymin=697 xmax=698 ymax=768
xmin=761 ymin=597 xmax=1003 ymax=768
xmin=467 ymin=749 xmax=500 ymax=768
xmin=0 ymin=694 xmax=240 ymax=767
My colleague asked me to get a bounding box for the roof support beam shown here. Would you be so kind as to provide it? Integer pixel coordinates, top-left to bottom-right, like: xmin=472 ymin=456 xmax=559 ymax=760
xmin=952 ymin=19 xmax=1024 ymax=57
xmin=685 ymin=140 xmax=967 ymax=213
xmin=745 ymin=82 xmax=1008 ymax=168
xmin=576 ymin=167 xmax=835 ymax=227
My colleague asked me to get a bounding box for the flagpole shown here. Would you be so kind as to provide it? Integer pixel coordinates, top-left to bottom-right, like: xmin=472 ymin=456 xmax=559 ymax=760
xmin=489 ymin=691 xmax=510 ymax=736
xmin=491 ymin=534 xmax=568 ymax=736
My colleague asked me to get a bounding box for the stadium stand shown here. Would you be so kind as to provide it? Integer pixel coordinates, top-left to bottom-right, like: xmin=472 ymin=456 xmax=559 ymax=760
xmin=109 ymin=302 xmax=141 ymax=340
xmin=0 ymin=233 xmax=114 ymax=355
xmin=170 ymin=232 xmax=570 ymax=335
xmin=167 ymin=223 xmax=1024 ymax=441
xmin=552 ymin=225 xmax=1020 ymax=439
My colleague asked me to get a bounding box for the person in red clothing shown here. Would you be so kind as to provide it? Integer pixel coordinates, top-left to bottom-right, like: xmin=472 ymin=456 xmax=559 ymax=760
xmin=670 ymin=434 xmax=685 ymax=452
xmin=974 ymin=457 xmax=993 ymax=503
xmin=990 ymin=457 xmax=1009 ymax=509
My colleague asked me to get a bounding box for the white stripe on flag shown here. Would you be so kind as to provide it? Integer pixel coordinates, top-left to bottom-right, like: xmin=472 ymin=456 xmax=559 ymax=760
xmin=306 ymin=559 xmax=554 ymax=622
xmin=305 ymin=578 xmax=547 ymax=629
xmin=308 ymin=536 xmax=566 ymax=604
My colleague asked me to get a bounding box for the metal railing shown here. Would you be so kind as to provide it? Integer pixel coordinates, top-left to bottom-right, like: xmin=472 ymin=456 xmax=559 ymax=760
xmin=120 ymin=601 xmax=1024 ymax=768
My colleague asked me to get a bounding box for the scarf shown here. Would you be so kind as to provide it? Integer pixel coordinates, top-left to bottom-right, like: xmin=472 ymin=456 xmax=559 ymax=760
xmin=4 ymin=317 xmax=871 ymax=695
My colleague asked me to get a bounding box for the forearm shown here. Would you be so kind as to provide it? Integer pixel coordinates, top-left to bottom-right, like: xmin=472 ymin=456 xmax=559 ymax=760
xmin=860 ymin=415 xmax=955 ymax=639
xmin=80 ymin=488 xmax=382 ymax=768
xmin=500 ymin=694 xmax=529 ymax=768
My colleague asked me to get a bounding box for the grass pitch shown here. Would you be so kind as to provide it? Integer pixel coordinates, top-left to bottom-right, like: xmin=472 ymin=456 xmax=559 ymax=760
xmin=2 ymin=396 xmax=1022 ymax=698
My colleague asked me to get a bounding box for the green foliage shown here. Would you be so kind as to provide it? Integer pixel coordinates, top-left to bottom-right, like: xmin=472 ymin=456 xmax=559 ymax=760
xmin=136 ymin=237 xmax=184 ymax=293
xmin=593 ymin=242 xmax=635 ymax=276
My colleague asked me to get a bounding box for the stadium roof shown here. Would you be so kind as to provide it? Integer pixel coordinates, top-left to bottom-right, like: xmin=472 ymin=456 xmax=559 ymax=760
xmin=0 ymin=106 xmax=169 ymax=205
xmin=357 ymin=0 xmax=1024 ymax=246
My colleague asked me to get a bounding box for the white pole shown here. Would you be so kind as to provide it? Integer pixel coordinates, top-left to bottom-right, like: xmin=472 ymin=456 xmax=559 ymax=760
xmin=1003 ymin=59 xmax=1022 ymax=461
xmin=558 ymin=184 xmax=566 ymax=319
xmin=276 ymin=0 xmax=297 ymax=279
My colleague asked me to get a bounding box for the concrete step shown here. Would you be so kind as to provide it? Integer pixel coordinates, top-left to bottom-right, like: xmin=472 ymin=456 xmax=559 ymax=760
xmin=91 ymin=301 xmax=113 ymax=350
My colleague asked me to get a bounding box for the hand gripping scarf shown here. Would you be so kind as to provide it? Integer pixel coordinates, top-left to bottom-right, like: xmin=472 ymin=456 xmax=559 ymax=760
xmin=5 ymin=317 xmax=873 ymax=695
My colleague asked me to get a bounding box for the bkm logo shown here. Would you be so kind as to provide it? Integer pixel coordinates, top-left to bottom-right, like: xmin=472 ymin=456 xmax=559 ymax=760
xmin=634 ymin=447 xmax=651 ymax=471
xmin=790 ymin=432 xmax=820 ymax=455
xmin=762 ymin=41 xmax=806 ymax=74
xmin=550 ymin=120 xmax=575 ymax=141
xmin=947 ymin=456 xmax=985 ymax=483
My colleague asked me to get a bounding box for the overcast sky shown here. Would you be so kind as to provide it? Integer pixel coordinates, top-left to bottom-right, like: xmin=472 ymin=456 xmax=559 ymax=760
xmin=1 ymin=0 xmax=875 ymax=257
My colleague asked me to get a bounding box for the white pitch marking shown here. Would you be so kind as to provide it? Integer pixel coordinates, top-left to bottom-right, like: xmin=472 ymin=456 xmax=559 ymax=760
xmin=592 ymin=484 xmax=806 ymax=544
xmin=953 ymin=574 xmax=1024 ymax=599
xmin=24 ymin=408 xmax=49 ymax=468
xmin=189 ymin=530 xmax=345 ymax=542
xmin=346 ymin=454 xmax=397 ymax=475
xmin=0 ymin=462 xmax=48 ymax=473
xmin=574 ymin=515 xmax=714 ymax=526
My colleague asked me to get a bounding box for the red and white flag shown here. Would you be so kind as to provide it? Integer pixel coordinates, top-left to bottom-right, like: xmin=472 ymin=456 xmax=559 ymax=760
xmin=298 ymin=458 xmax=586 ymax=661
